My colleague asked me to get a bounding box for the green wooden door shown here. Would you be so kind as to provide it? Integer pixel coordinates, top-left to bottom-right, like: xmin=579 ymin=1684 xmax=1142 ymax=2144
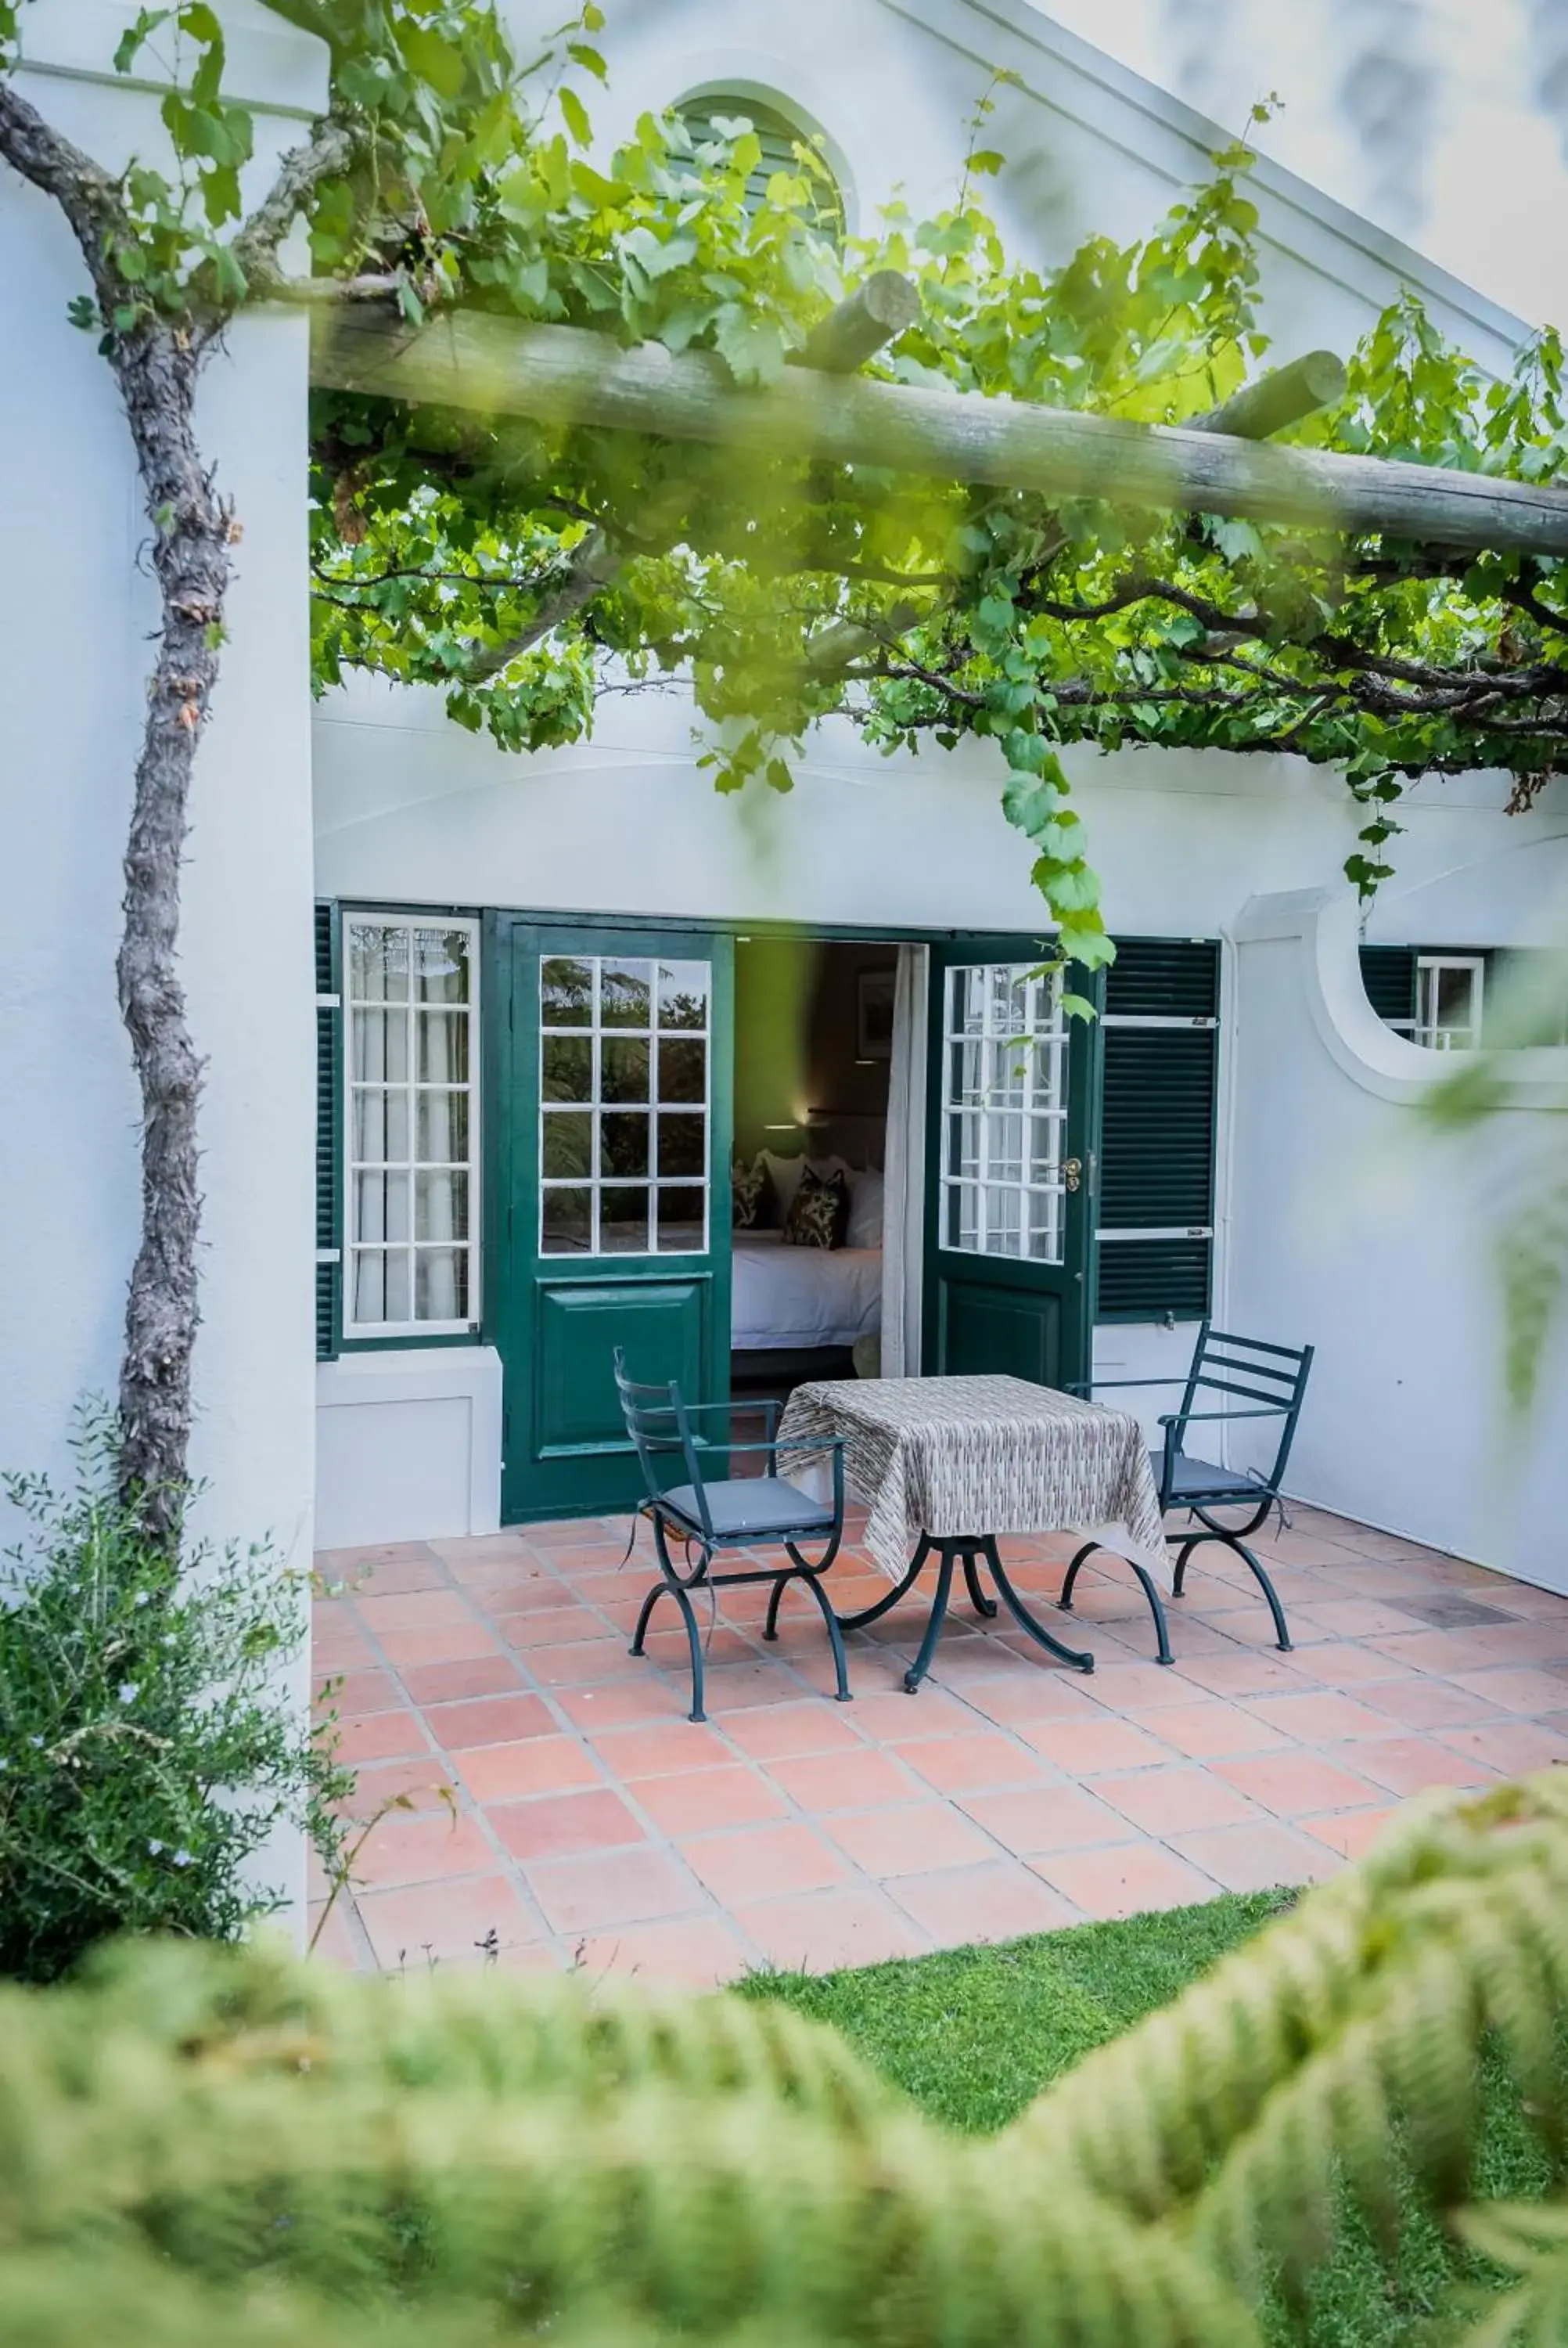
xmin=490 ymin=919 xmax=733 ymax=1522
xmin=922 ymin=938 xmax=1102 ymax=1392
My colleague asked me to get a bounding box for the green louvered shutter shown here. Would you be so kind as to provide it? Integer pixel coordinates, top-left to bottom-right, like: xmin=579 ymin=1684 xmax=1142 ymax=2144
xmin=1095 ymin=939 xmax=1219 ymax=1323
xmin=676 ymin=95 xmax=844 ymax=240
xmin=1358 ymin=944 xmax=1417 ymax=1030
xmin=315 ymin=902 xmax=341 ymax=1361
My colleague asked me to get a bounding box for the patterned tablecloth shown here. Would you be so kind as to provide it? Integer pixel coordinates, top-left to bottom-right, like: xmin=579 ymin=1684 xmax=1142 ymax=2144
xmin=779 ymin=1374 xmax=1168 ymax=1586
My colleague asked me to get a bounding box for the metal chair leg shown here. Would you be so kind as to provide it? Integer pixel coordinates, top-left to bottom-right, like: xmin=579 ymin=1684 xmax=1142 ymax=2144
xmin=630 ymin=1581 xmax=665 ymax=1655
xmin=668 ymin=1580 xmax=707 ymax=1720
xmin=1234 ymin=1538 xmax=1293 ymax=1651
xmin=836 ymin=1533 xmax=931 ymax=1631
xmin=1129 ymin=1561 xmax=1175 ymax=1666
xmin=1059 ymin=1540 xmax=1100 ymax=1613
xmin=982 ymin=1536 xmax=1095 ymax=1674
xmin=904 ymin=1546 xmax=955 ymax=1693
xmin=762 ymin=1576 xmax=787 ymax=1642
xmin=796 ymin=1569 xmax=853 ymax=1702
xmin=962 ymin=1549 xmax=998 ymax=1619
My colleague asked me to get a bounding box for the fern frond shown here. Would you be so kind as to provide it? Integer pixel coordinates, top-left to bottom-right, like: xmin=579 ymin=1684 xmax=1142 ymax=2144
xmin=1453 ymin=2198 xmax=1568 ymax=2346
xmin=1005 ymin=1773 xmax=1568 ymax=2287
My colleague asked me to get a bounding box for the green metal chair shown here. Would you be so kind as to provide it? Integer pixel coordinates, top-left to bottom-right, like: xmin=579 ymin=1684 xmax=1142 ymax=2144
xmin=613 ymin=1349 xmax=851 ymax=1722
xmin=1062 ymin=1323 xmax=1314 ymax=1664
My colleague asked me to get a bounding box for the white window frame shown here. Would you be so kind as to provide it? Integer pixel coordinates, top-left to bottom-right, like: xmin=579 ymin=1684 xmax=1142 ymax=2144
xmin=938 ymin=961 xmax=1068 ymax=1264
xmin=342 ymin=909 xmax=481 ymax=1340
xmin=1414 ymin=953 xmax=1486 ymax=1052
xmin=538 ymin=951 xmax=713 ymax=1259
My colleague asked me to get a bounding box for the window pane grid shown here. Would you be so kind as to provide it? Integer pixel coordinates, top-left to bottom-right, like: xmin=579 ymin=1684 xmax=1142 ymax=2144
xmin=344 ymin=917 xmax=479 ymax=1334
xmin=539 ymin=956 xmax=710 ymax=1257
xmin=940 ymin=962 xmax=1067 ymax=1263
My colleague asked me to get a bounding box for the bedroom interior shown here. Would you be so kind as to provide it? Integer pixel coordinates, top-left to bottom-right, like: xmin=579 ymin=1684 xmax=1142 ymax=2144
xmin=729 ymin=935 xmax=904 ymax=1405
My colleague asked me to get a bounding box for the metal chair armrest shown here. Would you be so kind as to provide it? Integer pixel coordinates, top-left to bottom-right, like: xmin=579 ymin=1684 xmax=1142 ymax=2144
xmin=1156 ymin=1406 xmax=1286 ymax=1428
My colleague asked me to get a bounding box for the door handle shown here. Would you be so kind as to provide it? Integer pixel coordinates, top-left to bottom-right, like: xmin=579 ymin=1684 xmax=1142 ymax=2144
xmin=1063 ymin=1157 xmax=1082 ymax=1194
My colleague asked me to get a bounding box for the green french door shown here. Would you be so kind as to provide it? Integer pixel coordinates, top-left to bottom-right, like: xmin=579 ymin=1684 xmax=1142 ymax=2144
xmin=490 ymin=919 xmax=733 ymax=1522
xmin=922 ymin=938 xmax=1103 ymax=1392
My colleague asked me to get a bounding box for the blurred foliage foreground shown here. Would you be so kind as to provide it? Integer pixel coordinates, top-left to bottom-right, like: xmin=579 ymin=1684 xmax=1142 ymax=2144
xmin=2 ymin=1773 xmax=1568 ymax=2348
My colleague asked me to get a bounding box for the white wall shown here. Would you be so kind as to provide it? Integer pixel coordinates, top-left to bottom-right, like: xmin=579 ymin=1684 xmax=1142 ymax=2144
xmin=1228 ymin=891 xmax=1568 ymax=1587
xmin=1 ymin=3 xmax=326 ymax=1917
xmin=316 ymin=1347 xmax=503 ymax=1550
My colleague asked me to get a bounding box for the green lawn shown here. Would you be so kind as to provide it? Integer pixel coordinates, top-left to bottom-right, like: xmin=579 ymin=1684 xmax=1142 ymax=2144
xmin=740 ymin=1892 xmax=1550 ymax=2347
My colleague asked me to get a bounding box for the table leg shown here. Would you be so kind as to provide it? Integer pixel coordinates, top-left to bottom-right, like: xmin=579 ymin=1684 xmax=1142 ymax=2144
xmin=903 ymin=1545 xmax=957 ymax=1693
xmin=961 ymin=1550 xmax=999 ymax=1619
xmin=980 ymin=1535 xmax=1095 ymax=1674
xmin=834 ymin=1532 xmax=931 ymax=1631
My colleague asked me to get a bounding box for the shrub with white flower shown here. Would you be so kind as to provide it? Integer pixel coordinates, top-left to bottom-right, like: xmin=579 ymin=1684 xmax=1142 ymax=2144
xmin=0 ymin=1407 xmax=353 ymax=1984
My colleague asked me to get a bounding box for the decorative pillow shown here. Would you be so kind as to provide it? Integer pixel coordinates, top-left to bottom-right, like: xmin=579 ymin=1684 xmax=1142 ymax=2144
xmin=732 ymin=1158 xmax=767 ymax=1230
xmin=783 ymin=1165 xmax=851 ymax=1251
xmin=761 ymin=1149 xmax=851 ymax=1226
xmin=846 ymin=1169 xmax=885 ymax=1251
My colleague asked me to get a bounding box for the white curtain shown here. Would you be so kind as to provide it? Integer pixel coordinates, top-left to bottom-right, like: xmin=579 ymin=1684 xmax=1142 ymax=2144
xmin=879 ymin=942 xmax=928 ymax=1377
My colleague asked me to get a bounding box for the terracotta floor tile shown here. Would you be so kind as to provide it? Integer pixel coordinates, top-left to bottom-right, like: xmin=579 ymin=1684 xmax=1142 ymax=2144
xmin=355 ymin=1873 xmax=544 ymax=1968
xmin=1167 ymin=1651 xmax=1306 ymax=1699
xmin=1032 ymin=1842 xmax=1222 ymax=1921
xmin=768 ymin=1748 xmax=928 ymax=1813
xmin=338 ymin=1757 xmax=459 ymax=1817
xmin=400 ymin=1655 xmax=527 ymax=1706
xmin=348 ymin=1810 xmax=498 ymax=1891
xmin=1127 ymin=1700 xmax=1293 ymax=1759
xmin=1451 ymin=1668 xmax=1568 ymax=1716
xmin=719 ymin=1702 xmax=869 ymax=1761
xmin=1300 ymin=1806 xmax=1403 ymax=1860
xmin=1015 ymin=1716 xmax=1173 ymax=1775
xmin=1328 ymin=1736 xmax=1498 ymax=1797
xmin=356 ymin=1590 xmax=477 ymax=1633
xmin=1273 ymin=1642 xmax=1414 ymax=1688
xmin=426 ymin=1693 xmax=557 ymax=1750
xmin=576 ymin=1915 xmax=752 ymax=1990
xmin=557 ymin=1677 xmax=691 ymax=1730
xmin=1295 ymin=1598 xmax=1441 ymax=1640
xmin=957 ymin=1784 xmax=1134 ymax=1856
xmin=959 ymin=1668 xmax=1111 ymax=1726
xmin=523 ymin=1846 xmax=704 ymax=1936
xmin=890 ymin=1858 xmax=1080 ymax=1943
xmin=488 ymin=1787 xmax=647 ymax=1862
xmin=306 ymin=1900 xmax=364 ymax=1968
xmin=1087 ymin=1764 xmax=1263 ymax=1836
xmin=316 ymin=1667 xmax=401 ymax=1719
xmin=698 ymin=1662 xmax=826 ymax=1712
xmin=1432 ymin=1719 xmax=1568 ymax=1774
xmin=1081 ymin=1662 xmax=1213 ymax=1711
xmin=374 ymin=1621 xmax=502 ymax=1667
xmin=1243 ymin=1691 xmax=1404 ymax=1743
xmin=592 ymin=1720 xmax=735 ymax=1777
xmin=682 ymin=1820 xmax=849 ymax=1904
xmin=851 ymin=1687 xmax=988 ymax=1738
xmin=331 ymin=1709 xmax=430 ymax=1766
xmin=1358 ymin=1676 xmax=1505 ymax=1730
xmin=526 ymin=1640 xmax=649 ymax=1688
xmin=633 ymin=1767 xmax=789 ymax=1835
xmin=893 ymin=1732 xmax=1052 ymax=1792
xmin=824 ymin=1800 xmax=998 ymax=1878
xmin=490 ymin=1604 xmax=609 ymax=1649
xmin=455 ymin=1735 xmax=602 ymax=1804
xmin=1167 ymin=1820 xmax=1341 ymax=1892
xmin=1214 ymin=1751 xmax=1386 ymax=1818
xmin=732 ymin=1886 xmax=930 ymax=1973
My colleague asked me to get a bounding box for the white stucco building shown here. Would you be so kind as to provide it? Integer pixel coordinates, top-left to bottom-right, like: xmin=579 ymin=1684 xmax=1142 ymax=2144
xmin=5 ymin=0 xmax=1566 ymax=1730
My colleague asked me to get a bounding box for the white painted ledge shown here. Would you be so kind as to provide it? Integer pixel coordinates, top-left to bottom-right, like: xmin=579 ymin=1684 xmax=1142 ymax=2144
xmin=1235 ymin=885 xmax=1568 ymax=1111
xmin=16 ymin=0 xmax=329 ymax=117
xmin=315 ymin=1345 xmax=502 ymax=1550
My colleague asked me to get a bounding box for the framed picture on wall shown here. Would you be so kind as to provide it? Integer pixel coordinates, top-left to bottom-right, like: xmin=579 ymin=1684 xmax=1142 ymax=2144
xmin=857 ymin=968 xmax=896 ymax=1061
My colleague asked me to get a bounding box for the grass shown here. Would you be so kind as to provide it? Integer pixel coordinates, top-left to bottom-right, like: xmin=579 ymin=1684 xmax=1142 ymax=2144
xmin=740 ymin=1891 xmax=1553 ymax=2348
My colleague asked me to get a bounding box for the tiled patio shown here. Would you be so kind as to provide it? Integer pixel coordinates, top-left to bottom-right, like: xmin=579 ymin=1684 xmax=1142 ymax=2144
xmin=311 ymin=1505 xmax=1568 ymax=1983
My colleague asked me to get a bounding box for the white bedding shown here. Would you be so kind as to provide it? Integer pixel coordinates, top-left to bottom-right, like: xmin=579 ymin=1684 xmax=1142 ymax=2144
xmin=731 ymin=1231 xmax=883 ymax=1351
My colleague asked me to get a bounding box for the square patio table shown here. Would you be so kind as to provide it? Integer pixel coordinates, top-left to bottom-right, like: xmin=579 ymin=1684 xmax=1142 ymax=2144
xmin=778 ymin=1374 xmax=1167 ymax=1691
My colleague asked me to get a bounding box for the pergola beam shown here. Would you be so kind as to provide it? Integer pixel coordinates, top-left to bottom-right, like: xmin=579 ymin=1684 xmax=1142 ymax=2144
xmin=310 ymin=304 xmax=1568 ymax=558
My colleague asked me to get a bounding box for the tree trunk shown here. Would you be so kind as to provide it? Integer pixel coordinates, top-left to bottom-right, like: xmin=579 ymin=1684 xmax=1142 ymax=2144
xmin=110 ymin=321 xmax=233 ymax=1539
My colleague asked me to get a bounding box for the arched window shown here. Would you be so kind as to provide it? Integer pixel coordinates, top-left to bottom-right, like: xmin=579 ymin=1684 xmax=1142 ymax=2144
xmin=674 ymin=92 xmax=846 ymax=242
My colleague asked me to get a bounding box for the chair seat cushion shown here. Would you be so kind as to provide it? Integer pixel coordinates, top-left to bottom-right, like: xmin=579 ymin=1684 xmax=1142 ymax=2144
xmin=1152 ymin=1448 xmax=1268 ymax=1507
xmin=659 ymin=1477 xmax=834 ymax=1540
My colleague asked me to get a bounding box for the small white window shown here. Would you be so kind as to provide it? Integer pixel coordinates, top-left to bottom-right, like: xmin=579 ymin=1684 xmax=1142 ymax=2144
xmin=344 ymin=914 xmax=480 ymax=1335
xmin=1415 ymin=955 xmax=1485 ymax=1052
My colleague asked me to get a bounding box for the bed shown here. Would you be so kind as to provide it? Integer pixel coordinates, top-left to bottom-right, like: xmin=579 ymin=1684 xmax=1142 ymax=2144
xmin=730 ymin=1230 xmax=883 ymax=1352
